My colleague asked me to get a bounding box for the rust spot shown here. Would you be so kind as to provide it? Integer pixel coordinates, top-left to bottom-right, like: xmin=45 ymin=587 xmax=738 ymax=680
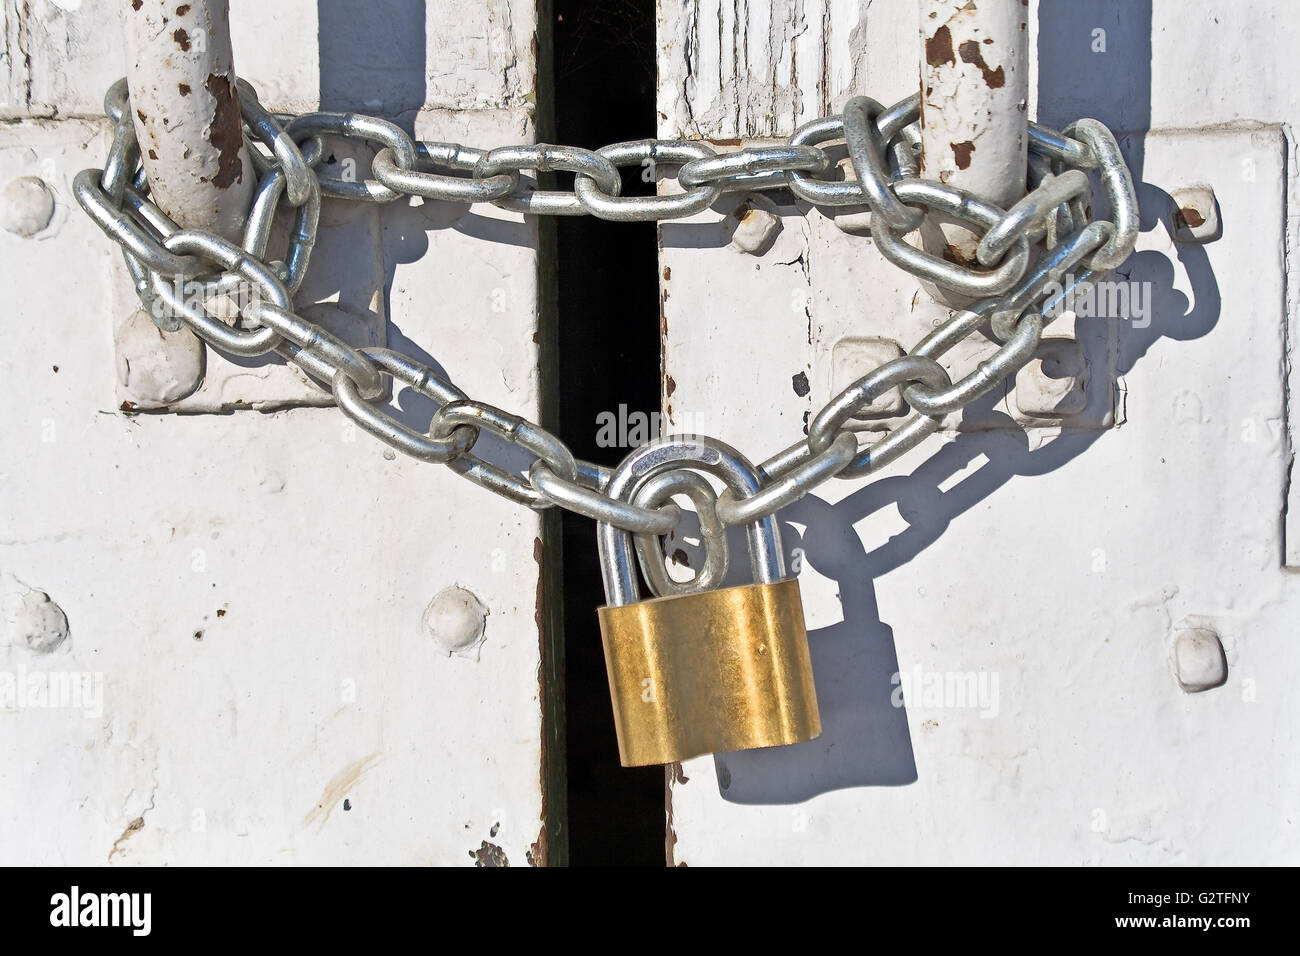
xmin=711 ymin=137 xmax=743 ymax=147
xmin=665 ymin=374 xmax=676 ymax=398
xmin=951 ymin=140 xmax=975 ymax=169
xmin=958 ymin=40 xmax=1006 ymax=88
xmin=147 ymin=148 xmax=158 ymax=160
xmin=136 ymin=109 xmax=147 ymax=123
xmin=131 ymin=0 xmax=142 ymax=9
xmin=531 ymin=536 xmax=550 ymax=869
xmin=216 ymin=608 xmax=226 ymax=618
xmin=469 ymin=841 xmax=509 ymax=867
xmin=942 ymin=243 xmax=979 ymax=269
xmin=178 ymin=82 xmax=191 ymax=96
xmin=204 ymin=73 xmax=245 ymax=189
xmin=671 ymin=548 xmax=690 ymax=568
xmin=662 ymin=265 xmax=671 ymax=281
xmin=176 ymin=3 xmax=191 ymax=13
xmin=666 ymin=766 xmax=680 ymax=866
xmin=926 ymin=25 xmax=954 ymax=66
xmin=527 ymin=829 xmax=546 ymax=867
xmin=791 ymin=371 xmax=810 ymax=396
xmin=173 ymin=27 xmax=191 ymax=51
xmin=732 ymin=201 xmax=750 ymax=221
xmin=1176 ymin=206 xmax=1206 ymax=229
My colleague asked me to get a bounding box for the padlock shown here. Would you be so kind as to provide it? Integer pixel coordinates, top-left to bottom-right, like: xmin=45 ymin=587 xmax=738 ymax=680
xmin=596 ymin=437 xmax=821 ymax=767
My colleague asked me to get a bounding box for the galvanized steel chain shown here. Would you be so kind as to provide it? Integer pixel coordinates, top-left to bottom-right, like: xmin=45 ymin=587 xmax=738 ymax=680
xmin=76 ymin=77 xmax=1138 ymax=595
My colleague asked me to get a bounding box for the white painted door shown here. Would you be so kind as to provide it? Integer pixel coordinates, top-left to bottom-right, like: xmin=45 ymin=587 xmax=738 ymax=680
xmin=658 ymin=0 xmax=1300 ymax=865
xmin=0 ymin=1 xmax=554 ymax=866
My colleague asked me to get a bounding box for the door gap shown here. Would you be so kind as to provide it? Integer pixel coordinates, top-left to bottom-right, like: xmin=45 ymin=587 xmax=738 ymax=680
xmin=550 ymin=0 xmax=665 ymax=866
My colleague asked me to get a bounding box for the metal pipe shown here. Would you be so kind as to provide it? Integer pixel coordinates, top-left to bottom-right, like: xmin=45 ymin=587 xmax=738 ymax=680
xmin=121 ymin=0 xmax=253 ymax=240
xmin=917 ymin=0 xmax=1029 ymax=287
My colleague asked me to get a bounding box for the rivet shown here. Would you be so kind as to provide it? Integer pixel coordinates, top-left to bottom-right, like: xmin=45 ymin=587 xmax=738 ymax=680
xmin=422 ymin=586 xmax=489 ymax=659
xmin=1 ymin=176 xmax=56 ymax=237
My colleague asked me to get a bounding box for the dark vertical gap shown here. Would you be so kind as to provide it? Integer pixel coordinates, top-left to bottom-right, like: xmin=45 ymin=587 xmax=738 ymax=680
xmin=532 ymin=0 xmax=568 ymax=869
xmin=552 ymin=0 xmax=665 ymax=866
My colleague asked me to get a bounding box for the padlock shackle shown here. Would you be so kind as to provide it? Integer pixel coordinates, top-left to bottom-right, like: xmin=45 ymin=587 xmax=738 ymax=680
xmin=631 ymin=468 xmax=729 ymax=597
xmin=597 ymin=435 xmax=785 ymax=606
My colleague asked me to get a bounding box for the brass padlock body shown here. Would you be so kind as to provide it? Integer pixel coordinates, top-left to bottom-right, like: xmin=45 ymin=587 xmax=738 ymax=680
xmin=597 ymin=577 xmax=821 ymax=767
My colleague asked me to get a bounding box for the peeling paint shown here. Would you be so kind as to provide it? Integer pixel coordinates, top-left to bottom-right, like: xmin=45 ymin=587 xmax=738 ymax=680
xmin=526 ymin=829 xmax=545 ymax=867
xmin=531 ymin=536 xmax=551 ymax=868
xmin=925 ymin=25 xmax=955 ymax=67
xmin=469 ymin=840 xmax=508 ymax=866
xmin=203 ymin=73 xmax=243 ymax=189
xmin=957 ymin=40 xmax=1006 ymax=89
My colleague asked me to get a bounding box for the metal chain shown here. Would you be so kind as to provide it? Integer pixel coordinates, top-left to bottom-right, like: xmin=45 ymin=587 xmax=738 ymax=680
xmin=76 ymin=78 xmax=1139 ymax=595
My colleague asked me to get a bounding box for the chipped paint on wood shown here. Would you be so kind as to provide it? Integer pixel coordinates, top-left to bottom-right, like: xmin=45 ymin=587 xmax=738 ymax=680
xmin=659 ymin=3 xmax=1300 ymax=866
xmin=657 ymin=0 xmax=920 ymax=140
xmin=0 ymin=3 xmax=550 ymax=866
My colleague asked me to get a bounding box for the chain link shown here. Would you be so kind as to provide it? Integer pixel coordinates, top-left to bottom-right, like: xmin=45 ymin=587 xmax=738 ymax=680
xmin=76 ymin=77 xmax=1139 ymax=596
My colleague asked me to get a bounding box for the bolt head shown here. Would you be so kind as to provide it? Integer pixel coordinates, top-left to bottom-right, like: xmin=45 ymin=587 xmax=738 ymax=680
xmin=730 ymin=204 xmax=782 ymax=255
xmin=831 ymin=338 xmax=907 ymax=420
xmin=1172 ymin=627 xmax=1227 ymax=692
xmin=114 ymin=308 xmax=205 ymax=408
xmin=1169 ymin=185 xmax=1219 ymax=243
xmin=1014 ymin=338 xmax=1087 ymax=417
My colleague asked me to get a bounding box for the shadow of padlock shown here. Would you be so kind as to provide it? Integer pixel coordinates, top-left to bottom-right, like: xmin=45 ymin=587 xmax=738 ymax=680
xmin=596 ymin=436 xmax=822 ymax=767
